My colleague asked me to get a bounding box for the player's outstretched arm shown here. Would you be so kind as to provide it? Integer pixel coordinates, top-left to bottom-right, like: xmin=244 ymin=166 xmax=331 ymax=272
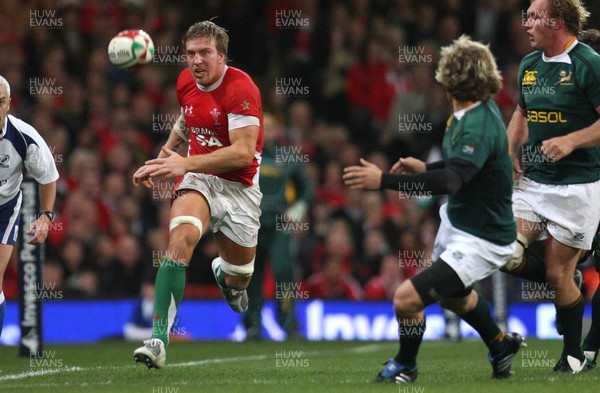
xmin=541 ymin=107 xmax=600 ymax=161
xmin=344 ymin=158 xmax=478 ymax=194
xmin=133 ymin=114 xmax=189 ymax=188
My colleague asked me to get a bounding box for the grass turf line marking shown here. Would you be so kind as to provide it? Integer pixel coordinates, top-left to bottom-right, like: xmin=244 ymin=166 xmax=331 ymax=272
xmin=0 ymin=367 xmax=83 ymax=381
xmin=0 ymin=344 xmax=384 ymax=382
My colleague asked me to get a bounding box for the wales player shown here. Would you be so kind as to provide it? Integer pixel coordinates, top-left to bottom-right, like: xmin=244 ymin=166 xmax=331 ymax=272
xmin=502 ymin=0 xmax=600 ymax=373
xmin=132 ymin=21 xmax=263 ymax=369
xmin=343 ymin=35 xmax=524 ymax=383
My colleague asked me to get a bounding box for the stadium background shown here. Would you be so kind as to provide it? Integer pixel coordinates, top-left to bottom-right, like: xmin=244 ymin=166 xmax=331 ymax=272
xmin=0 ymin=0 xmax=599 ymax=343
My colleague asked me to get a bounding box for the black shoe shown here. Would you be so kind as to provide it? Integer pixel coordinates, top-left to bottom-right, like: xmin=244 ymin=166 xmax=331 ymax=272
xmin=244 ymin=327 xmax=262 ymax=341
xmin=374 ymin=358 xmax=418 ymax=383
xmin=553 ymin=355 xmax=595 ymax=373
xmin=285 ymin=330 xmax=305 ymax=341
xmin=488 ymin=332 xmax=526 ymax=379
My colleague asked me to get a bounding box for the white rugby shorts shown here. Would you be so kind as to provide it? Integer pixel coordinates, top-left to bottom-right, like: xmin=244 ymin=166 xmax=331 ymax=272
xmin=176 ymin=173 xmax=262 ymax=247
xmin=512 ymin=177 xmax=600 ymax=250
xmin=432 ymin=204 xmax=516 ymax=287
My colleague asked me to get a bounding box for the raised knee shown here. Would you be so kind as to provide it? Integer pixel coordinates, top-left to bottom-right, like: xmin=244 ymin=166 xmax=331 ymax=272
xmin=393 ymin=289 xmax=421 ymax=315
xmin=217 ymin=257 xmax=255 ymax=290
xmin=545 ymin=270 xmax=567 ymax=289
xmin=502 ymin=233 xmax=530 ymax=272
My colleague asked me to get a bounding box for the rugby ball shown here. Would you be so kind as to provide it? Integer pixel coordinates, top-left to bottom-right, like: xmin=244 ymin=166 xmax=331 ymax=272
xmin=108 ymin=29 xmax=155 ymax=69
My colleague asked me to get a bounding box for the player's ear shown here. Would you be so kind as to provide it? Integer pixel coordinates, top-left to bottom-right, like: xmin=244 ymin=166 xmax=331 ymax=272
xmin=552 ymin=16 xmax=565 ymax=30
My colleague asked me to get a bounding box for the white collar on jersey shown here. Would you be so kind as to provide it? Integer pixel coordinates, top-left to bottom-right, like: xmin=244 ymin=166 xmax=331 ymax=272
xmin=196 ymin=65 xmax=229 ymax=92
xmin=0 ymin=115 xmax=7 ymax=138
xmin=453 ymin=101 xmax=482 ymax=121
xmin=542 ymin=39 xmax=578 ymax=64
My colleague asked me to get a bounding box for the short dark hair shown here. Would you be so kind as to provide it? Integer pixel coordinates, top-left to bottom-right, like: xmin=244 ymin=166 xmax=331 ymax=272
xmin=182 ymin=21 xmax=229 ymax=57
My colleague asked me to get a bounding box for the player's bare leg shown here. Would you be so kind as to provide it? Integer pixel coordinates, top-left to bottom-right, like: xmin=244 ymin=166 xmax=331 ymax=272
xmin=545 ymin=238 xmax=592 ymax=372
xmin=134 ymin=191 xmax=209 ymax=369
xmin=212 ymin=232 xmax=255 ymax=312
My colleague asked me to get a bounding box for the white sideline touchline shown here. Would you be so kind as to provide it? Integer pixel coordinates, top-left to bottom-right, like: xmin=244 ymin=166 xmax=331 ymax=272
xmin=0 ymin=367 xmax=84 ymax=381
xmin=0 ymin=344 xmax=386 ymax=382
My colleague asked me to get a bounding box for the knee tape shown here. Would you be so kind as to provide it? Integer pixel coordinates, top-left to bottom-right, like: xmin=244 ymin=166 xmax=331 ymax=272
xmin=502 ymin=232 xmax=530 ymax=272
xmin=217 ymin=256 xmax=255 ymax=277
xmin=169 ymin=215 xmax=203 ymax=243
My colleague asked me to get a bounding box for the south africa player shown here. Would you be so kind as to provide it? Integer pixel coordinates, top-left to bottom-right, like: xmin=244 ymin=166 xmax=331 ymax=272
xmin=502 ymin=0 xmax=600 ymax=373
xmin=243 ymin=113 xmax=313 ymax=340
xmin=343 ymin=35 xmax=524 ymax=383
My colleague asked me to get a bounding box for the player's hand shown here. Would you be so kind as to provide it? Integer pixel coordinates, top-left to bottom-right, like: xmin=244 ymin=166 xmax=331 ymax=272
xmin=343 ymin=158 xmax=382 ymax=190
xmin=390 ymin=157 xmax=426 ymax=174
xmin=27 ymin=215 xmax=50 ymax=245
xmin=541 ymin=135 xmax=573 ymax=162
xmin=144 ymin=147 xmax=188 ymax=180
xmin=133 ymin=165 xmax=155 ymax=188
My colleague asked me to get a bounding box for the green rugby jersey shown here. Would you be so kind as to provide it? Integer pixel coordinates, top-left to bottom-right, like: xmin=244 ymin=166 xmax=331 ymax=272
xmin=258 ymin=142 xmax=313 ymax=228
xmin=443 ymin=100 xmax=516 ymax=245
xmin=518 ymin=40 xmax=600 ymax=184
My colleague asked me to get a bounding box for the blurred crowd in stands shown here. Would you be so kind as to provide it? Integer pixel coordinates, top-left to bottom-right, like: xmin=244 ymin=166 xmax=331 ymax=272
xmin=0 ymin=0 xmax=598 ymax=302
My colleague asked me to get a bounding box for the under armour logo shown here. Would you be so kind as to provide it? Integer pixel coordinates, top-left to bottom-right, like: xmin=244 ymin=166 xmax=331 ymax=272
xmin=184 ymin=105 xmax=194 ymax=116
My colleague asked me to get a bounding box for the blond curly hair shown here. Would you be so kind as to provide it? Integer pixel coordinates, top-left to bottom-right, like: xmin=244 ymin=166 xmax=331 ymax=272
xmin=435 ymin=35 xmax=502 ymax=103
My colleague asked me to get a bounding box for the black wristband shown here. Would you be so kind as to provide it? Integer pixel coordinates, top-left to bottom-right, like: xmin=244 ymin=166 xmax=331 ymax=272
xmin=41 ymin=211 xmax=55 ymax=221
xmin=425 ymin=160 xmax=446 ymax=171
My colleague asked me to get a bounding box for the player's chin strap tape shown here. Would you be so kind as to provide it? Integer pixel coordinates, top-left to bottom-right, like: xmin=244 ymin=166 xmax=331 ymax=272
xmin=501 ymin=232 xmax=530 ymax=272
xmin=218 ymin=256 xmax=255 ymax=277
xmin=169 ymin=216 xmax=203 ymax=243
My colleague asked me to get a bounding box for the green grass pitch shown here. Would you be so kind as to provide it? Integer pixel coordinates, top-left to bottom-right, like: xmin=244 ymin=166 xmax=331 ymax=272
xmin=0 ymin=339 xmax=598 ymax=392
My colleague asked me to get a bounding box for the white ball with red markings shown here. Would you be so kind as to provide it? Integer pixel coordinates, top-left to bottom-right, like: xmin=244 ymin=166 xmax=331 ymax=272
xmin=107 ymin=29 xmax=155 ymax=69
